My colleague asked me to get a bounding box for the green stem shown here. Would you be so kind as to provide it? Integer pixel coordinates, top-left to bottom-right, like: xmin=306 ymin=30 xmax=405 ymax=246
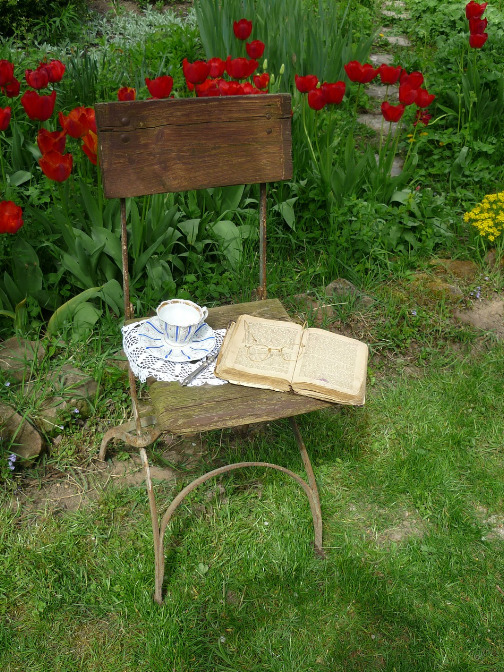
xmin=403 ymin=114 xmax=419 ymax=167
xmin=301 ymin=97 xmax=318 ymax=167
xmin=0 ymin=134 xmax=8 ymax=200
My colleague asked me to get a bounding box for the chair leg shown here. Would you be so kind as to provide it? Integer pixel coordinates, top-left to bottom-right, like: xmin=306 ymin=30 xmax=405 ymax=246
xmin=289 ymin=417 xmax=324 ymax=556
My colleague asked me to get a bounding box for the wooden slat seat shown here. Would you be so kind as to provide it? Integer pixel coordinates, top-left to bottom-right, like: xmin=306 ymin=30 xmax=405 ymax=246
xmin=149 ymin=299 xmax=329 ymax=434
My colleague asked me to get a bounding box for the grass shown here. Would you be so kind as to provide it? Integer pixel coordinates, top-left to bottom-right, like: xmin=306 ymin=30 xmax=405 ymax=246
xmin=1 ymin=0 xmax=504 ymax=669
xmin=1 ymin=336 xmax=504 ymax=670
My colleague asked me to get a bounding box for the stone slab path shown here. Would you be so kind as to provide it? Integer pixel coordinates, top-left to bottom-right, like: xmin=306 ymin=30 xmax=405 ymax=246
xmin=358 ymin=0 xmax=414 ymax=174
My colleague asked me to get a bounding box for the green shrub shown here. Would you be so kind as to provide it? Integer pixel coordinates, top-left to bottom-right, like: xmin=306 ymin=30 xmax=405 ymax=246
xmin=0 ymin=0 xmax=85 ymax=39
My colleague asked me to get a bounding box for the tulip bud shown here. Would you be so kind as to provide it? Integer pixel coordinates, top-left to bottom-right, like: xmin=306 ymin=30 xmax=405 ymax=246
xmin=263 ymin=59 xmax=268 ymax=71
xmin=270 ymin=73 xmax=275 ymax=85
xmin=279 ymin=63 xmax=285 ymax=75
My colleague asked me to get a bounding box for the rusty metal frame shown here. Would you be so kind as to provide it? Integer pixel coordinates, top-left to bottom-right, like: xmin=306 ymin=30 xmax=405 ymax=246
xmin=100 ymin=188 xmax=325 ymax=604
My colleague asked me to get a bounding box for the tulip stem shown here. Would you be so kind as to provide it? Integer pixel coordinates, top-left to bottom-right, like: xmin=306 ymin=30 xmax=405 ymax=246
xmin=0 ymin=134 xmax=8 ymax=199
xmin=302 ymin=97 xmax=318 ymax=169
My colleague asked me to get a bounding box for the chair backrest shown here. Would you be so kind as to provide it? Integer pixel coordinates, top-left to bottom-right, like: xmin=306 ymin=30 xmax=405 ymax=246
xmin=95 ymin=94 xmax=292 ymax=306
xmin=95 ymin=94 xmax=292 ymax=198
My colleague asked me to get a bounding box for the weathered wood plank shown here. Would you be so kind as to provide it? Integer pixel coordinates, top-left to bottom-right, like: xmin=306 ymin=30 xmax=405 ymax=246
xmin=205 ymin=299 xmax=292 ymax=330
xmin=147 ymin=298 xmax=330 ymax=434
xmin=95 ymin=95 xmax=292 ymax=198
xmin=150 ymin=381 xmax=328 ymax=434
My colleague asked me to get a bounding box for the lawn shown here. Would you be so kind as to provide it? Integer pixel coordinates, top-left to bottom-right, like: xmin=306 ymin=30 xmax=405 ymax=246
xmin=1 ymin=0 xmax=504 ymax=669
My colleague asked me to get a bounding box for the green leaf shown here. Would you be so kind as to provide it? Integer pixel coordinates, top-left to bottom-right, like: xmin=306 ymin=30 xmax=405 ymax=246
xmin=71 ymin=302 xmax=102 ymax=341
xmin=132 ymin=227 xmax=182 ymax=284
xmin=91 ymin=226 xmax=122 ymax=267
xmin=219 ymin=184 xmax=245 ymax=213
xmin=211 ymin=219 xmax=242 ymax=269
xmin=12 ymin=240 xmax=43 ymax=296
xmin=9 ymin=170 xmax=32 ymax=187
xmin=79 ymin=180 xmax=102 ymax=229
xmin=178 ymin=219 xmax=201 ymax=246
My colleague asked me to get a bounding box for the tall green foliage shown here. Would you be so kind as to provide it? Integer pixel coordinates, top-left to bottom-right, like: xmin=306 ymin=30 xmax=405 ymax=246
xmin=195 ymin=0 xmax=375 ymax=89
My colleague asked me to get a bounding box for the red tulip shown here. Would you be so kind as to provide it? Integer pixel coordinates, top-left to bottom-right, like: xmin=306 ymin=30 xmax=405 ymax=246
xmin=218 ymin=80 xmax=244 ymax=96
xmin=0 ymin=60 xmax=14 ymax=86
xmin=182 ymin=58 xmax=210 ymax=85
xmin=398 ymin=84 xmax=417 ymax=105
xmin=321 ymin=81 xmax=346 ymax=104
xmin=37 ymin=128 xmax=66 ymax=154
xmin=246 ymin=40 xmax=265 ymax=59
xmin=226 ymin=56 xmax=258 ymax=80
xmin=415 ymin=88 xmax=435 ymax=108
xmin=414 ymin=109 xmax=432 ymax=126
xmin=2 ymin=77 xmax=20 ymax=98
xmin=381 ymin=101 xmax=405 ymax=122
xmin=59 ymin=107 xmax=89 ymax=138
xmin=469 ymin=32 xmax=488 ymax=47
xmin=233 ymin=18 xmax=252 ymax=40
xmin=400 ymin=71 xmax=424 ymax=89
xmin=40 ymin=59 xmax=65 ymax=83
xmin=344 ymin=61 xmax=378 ymax=84
xmin=253 ymin=73 xmax=270 ymax=90
xmin=469 ymin=17 xmax=488 ymax=33
xmin=465 ymin=1 xmax=487 ymax=19
xmin=117 ymin=86 xmax=136 ymax=101
xmin=208 ymin=57 xmax=226 ymax=78
xmin=0 ymin=106 xmax=11 ymax=131
xmin=0 ymin=201 xmax=23 ymax=234
xmin=84 ymin=107 xmax=96 ymax=134
xmin=25 ymin=67 xmax=49 ymax=89
xmin=21 ymin=89 xmax=56 ymax=121
xmin=145 ymin=75 xmax=173 ymax=99
xmin=82 ymin=131 xmax=98 ymax=165
xmin=307 ymin=88 xmax=326 ymax=110
xmin=378 ymin=64 xmax=402 ymax=85
xmin=195 ymin=78 xmax=221 ymax=97
xmin=295 ymin=74 xmax=318 ymax=93
xmin=39 ymin=150 xmax=73 ymax=182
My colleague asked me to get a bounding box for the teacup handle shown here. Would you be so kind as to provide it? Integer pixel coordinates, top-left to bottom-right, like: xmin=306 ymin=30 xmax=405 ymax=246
xmin=201 ymin=306 xmax=208 ymax=322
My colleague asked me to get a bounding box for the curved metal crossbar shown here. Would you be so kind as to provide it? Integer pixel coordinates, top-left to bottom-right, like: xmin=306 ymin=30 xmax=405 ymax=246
xmin=99 ymin=416 xmax=324 ymax=605
xmin=154 ymin=458 xmax=323 ymax=604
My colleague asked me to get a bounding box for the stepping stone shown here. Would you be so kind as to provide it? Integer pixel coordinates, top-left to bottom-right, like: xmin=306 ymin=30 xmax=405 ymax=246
xmin=373 ymin=153 xmax=404 ymax=177
xmin=358 ymin=113 xmax=401 ymax=137
xmin=370 ymin=53 xmax=394 ymax=66
xmin=367 ymin=84 xmax=399 ymax=101
xmin=380 ymin=28 xmax=412 ymax=47
xmin=382 ymin=9 xmax=411 ymax=19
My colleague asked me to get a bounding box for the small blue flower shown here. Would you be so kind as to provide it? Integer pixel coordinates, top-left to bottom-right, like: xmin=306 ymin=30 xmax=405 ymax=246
xmin=4 ymin=382 xmax=10 ymax=387
xmin=72 ymin=408 xmax=79 ymax=414
xmin=411 ymin=310 xmax=417 ymax=316
xmin=7 ymin=454 xmax=16 ymax=471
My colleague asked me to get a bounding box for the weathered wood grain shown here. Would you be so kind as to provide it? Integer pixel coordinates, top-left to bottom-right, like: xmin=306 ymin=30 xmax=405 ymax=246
xmin=150 ymin=380 xmax=328 ymax=434
xmin=95 ymin=95 xmax=292 ymax=198
xmin=148 ymin=299 xmax=330 ymax=434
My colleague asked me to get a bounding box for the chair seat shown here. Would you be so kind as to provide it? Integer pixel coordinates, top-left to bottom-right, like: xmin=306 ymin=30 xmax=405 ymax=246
xmin=148 ymin=299 xmax=330 ymax=435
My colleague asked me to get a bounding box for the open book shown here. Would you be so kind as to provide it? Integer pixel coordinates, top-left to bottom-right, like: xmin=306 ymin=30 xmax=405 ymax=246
xmin=215 ymin=314 xmax=368 ymax=404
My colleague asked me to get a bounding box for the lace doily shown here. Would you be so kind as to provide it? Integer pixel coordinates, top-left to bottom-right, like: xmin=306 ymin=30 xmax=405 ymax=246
xmin=122 ymin=318 xmax=228 ymax=386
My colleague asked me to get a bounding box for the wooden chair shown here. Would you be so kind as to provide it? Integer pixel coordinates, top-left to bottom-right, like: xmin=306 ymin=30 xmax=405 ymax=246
xmin=95 ymin=95 xmax=330 ymax=604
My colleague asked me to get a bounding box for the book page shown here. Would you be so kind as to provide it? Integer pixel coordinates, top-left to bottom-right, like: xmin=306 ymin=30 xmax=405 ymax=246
xmin=219 ymin=315 xmax=302 ymax=382
xmin=293 ymin=328 xmax=367 ymax=397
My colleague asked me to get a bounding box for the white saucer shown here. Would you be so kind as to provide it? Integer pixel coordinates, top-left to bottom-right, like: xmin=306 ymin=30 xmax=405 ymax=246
xmin=137 ymin=319 xmax=217 ymax=362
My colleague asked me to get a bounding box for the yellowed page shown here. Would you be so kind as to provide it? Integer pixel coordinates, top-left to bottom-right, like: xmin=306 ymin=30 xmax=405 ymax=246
xmin=293 ymin=328 xmax=368 ymax=401
xmin=215 ymin=314 xmax=302 ymax=385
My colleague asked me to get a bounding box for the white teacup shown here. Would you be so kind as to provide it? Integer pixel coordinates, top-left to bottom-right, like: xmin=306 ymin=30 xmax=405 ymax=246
xmin=156 ymin=299 xmax=208 ymax=346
